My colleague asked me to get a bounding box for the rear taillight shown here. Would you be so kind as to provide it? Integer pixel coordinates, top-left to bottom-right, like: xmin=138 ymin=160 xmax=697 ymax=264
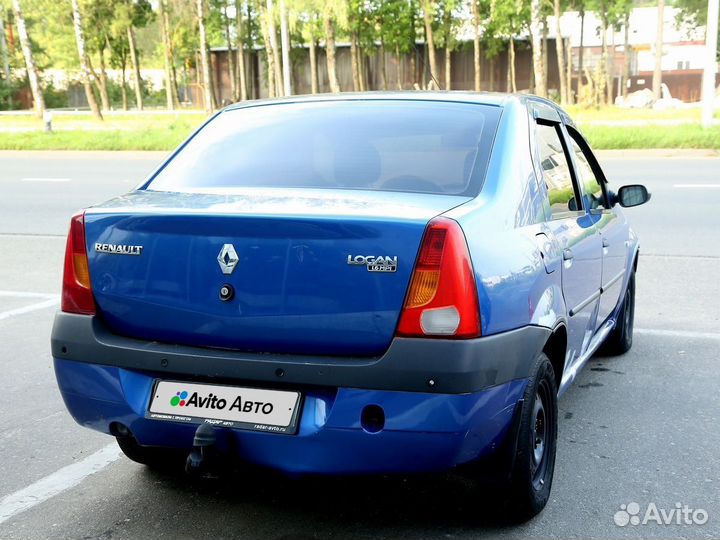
xmin=61 ymin=211 xmax=95 ymax=315
xmin=396 ymin=217 xmax=480 ymax=338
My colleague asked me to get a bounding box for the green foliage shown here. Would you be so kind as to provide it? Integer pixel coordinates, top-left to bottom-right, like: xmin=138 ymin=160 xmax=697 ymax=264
xmin=675 ymin=0 xmax=719 ymax=59
xmin=484 ymin=0 xmax=530 ymax=58
xmin=581 ymin=124 xmax=720 ymax=149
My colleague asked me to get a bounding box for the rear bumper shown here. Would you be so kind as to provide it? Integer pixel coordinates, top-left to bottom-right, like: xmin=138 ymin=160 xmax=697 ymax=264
xmin=51 ymin=312 xmax=550 ymax=394
xmin=54 ymin=357 xmax=528 ymax=474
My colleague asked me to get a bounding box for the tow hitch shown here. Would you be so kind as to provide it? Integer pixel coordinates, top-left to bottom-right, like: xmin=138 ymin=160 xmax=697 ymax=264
xmin=185 ymin=424 xmax=222 ymax=477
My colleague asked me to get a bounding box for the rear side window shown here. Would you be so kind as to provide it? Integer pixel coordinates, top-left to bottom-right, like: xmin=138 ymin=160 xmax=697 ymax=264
xmin=146 ymin=100 xmax=501 ymax=196
xmin=535 ymin=123 xmax=579 ymax=218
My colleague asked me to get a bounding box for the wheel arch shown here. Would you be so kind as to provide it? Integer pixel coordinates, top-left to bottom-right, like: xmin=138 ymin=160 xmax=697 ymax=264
xmin=542 ymin=323 xmax=567 ymax=392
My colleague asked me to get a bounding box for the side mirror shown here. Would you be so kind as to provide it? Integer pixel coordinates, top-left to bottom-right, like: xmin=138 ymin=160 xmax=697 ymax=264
xmin=614 ymin=184 xmax=651 ymax=208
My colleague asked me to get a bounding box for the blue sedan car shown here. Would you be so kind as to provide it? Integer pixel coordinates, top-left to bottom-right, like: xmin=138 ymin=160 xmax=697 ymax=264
xmin=52 ymin=93 xmax=649 ymax=520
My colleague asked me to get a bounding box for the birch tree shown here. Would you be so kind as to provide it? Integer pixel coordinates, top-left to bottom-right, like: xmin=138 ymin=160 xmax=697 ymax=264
xmin=0 ymin=7 xmax=12 ymax=109
xmin=235 ymin=0 xmax=248 ymax=100
xmin=472 ymin=0 xmax=481 ymax=91
xmin=530 ymin=0 xmax=546 ymax=97
xmin=323 ymin=3 xmax=341 ymax=92
xmin=653 ymin=0 xmax=664 ymax=100
xmin=553 ymin=0 xmax=568 ymax=104
xmin=70 ymin=0 xmax=103 ymax=119
xmin=159 ymin=0 xmax=177 ymax=109
xmin=266 ymin=0 xmax=283 ymax=95
xmin=12 ymin=0 xmax=45 ymax=116
xmin=197 ymin=0 xmax=215 ymax=112
xmin=422 ymin=0 xmax=438 ymax=88
xmin=279 ymin=0 xmax=291 ymax=95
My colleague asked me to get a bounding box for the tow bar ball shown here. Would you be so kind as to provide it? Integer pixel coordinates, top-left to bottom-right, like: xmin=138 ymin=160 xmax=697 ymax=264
xmin=219 ymin=284 xmax=235 ymax=302
xmin=186 ymin=423 xmax=220 ymax=477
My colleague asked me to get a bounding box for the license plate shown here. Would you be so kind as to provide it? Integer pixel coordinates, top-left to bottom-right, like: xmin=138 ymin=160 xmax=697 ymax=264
xmin=147 ymin=380 xmax=301 ymax=434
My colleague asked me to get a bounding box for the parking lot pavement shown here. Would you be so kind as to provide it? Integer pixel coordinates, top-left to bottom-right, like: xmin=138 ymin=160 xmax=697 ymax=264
xmin=0 ymin=152 xmax=718 ymax=539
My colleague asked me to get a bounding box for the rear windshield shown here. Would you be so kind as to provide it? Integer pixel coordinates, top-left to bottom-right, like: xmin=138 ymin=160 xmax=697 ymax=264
xmin=147 ymin=100 xmax=501 ymax=196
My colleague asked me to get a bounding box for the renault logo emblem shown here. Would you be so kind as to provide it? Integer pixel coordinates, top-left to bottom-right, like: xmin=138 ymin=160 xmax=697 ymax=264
xmin=217 ymin=244 xmax=239 ymax=275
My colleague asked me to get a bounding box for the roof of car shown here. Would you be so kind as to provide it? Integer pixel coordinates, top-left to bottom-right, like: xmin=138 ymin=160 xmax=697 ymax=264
xmin=223 ymin=91 xmax=536 ymax=111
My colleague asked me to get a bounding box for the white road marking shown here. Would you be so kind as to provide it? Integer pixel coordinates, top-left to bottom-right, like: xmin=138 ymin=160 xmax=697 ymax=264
xmin=20 ymin=178 xmax=70 ymax=183
xmin=0 ymin=233 xmax=65 ymax=240
xmin=673 ymin=184 xmax=720 ymax=189
xmin=0 ymin=290 xmax=57 ymax=299
xmin=0 ymin=297 xmax=59 ymax=321
xmin=635 ymin=328 xmax=720 ymax=341
xmin=0 ymin=444 xmax=121 ymax=525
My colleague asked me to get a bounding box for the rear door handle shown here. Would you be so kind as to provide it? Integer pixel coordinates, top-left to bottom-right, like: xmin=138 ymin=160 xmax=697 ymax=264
xmin=602 ymin=238 xmax=610 ymax=248
xmin=563 ymin=248 xmax=574 ymax=261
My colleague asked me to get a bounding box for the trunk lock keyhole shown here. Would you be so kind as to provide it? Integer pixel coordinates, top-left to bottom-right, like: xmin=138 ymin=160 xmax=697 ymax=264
xmin=219 ymin=284 xmax=235 ymax=302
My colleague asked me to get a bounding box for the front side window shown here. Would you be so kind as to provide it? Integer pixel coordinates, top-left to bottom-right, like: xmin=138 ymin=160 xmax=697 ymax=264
xmin=146 ymin=100 xmax=501 ymax=196
xmin=568 ymin=133 xmax=606 ymax=211
xmin=535 ymin=123 xmax=579 ymax=218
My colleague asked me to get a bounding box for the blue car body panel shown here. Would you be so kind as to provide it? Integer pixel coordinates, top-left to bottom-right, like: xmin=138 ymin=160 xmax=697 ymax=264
xmin=55 ymin=357 xmax=526 ymax=473
xmin=84 ymin=189 xmax=470 ymax=356
xmin=52 ymin=92 xmax=640 ymax=474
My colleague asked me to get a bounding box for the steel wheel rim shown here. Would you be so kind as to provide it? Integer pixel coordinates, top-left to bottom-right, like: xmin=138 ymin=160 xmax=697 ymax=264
xmin=532 ymin=392 xmax=546 ymax=468
xmin=531 ymin=379 xmax=552 ymax=490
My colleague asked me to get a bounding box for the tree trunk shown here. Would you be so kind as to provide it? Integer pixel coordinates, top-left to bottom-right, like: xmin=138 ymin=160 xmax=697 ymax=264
xmin=510 ymin=38 xmax=517 ymax=92
xmin=70 ymin=0 xmax=102 ymax=120
xmin=622 ymin=11 xmax=630 ymax=99
xmin=565 ymin=38 xmax=572 ymax=103
xmin=120 ymin=63 xmax=128 ymax=111
xmin=653 ymin=0 xmax=664 ymax=100
xmin=553 ymin=0 xmax=567 ymax=105
xmin=396 ymin=44 xmax=402 ymax=90
xmin=356 ymin=44 xmax=367 ymax=92
xmin=443 ymin=7 xmax=452 ymax=90
xmin=266 ymin=0 xmax=283 ymax=95
xmin=606 ymin=27 xmax=614 ymax=105
xmin=223 ymin=3 xmax=237 ymax=102
xmin=422 ymin=0 xmax=438 ymax=89
xmin=410 ymin=46 xmax=417 ymax=88
xmin=259 ymin=2 xmax=276 ymax=98
xmin=160 ymin=0 xmax=176 ymax=109
xmin=472 ymin=0 xmax=481 ymax=91
xmin=279 ymin=0 xmax=291 ymax=95
xmin=380 ymin=38 xmax=387 ymax=90
xmin=578 ymin=8 xmax=585 ymax=96
xmin=445 ymin=45 xmax=451 ymax=90
xmin=127 ymin=27 xmax=143 ymax=111
xmin=599 ymin=13 xmax=608 ymax=106
xmin=0 ymin=8 xmax=12 ymax=109
xmin=309 ymin=38 xmax=318 ymax=93
xmin=236 ymin=0 xmax=248 ymax=100
xmin=323 ymin=9 xmax=340 ymax=93
xmin=97 ymin=46 xmax=111 ymax=111
xmin=489 ymin=57 xmax=495 ymax=90
xmin=12 ymin=0 xmax=44 ymax=116
xmin=530 ymin=0 xmax=546 ymax=97
xmin=197 ymin=0 xmax=215 ymax=112
xmin=506 ymin=45 xmax=511 ymax=92
xmin=350 ymin=32 xmax=360 ymax=91
xmin=542 ymin=19 xmax=548 ymax=94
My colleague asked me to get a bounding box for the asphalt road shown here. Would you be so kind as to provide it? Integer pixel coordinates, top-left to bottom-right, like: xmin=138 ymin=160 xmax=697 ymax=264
xmin=0 ymin=151 xmax=719 ymax=539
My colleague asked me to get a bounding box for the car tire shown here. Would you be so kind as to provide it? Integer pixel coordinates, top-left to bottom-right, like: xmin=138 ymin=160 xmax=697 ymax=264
xmin=116 ymin=435 xmax=186 ymax=470
xmin=502 ymin=352 xmax=558 ymax=522
xmin=599 ymin=271 xmax=635 ymax=356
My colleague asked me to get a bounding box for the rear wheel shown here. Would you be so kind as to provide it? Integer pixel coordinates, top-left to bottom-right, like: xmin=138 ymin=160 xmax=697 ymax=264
xmin=116 ymin=435 xmax=186 ymax=470
xmin=599 ymin=271 xmax=635 ymax=356
xmin=501 ymin=353 xmax=558 ymax=522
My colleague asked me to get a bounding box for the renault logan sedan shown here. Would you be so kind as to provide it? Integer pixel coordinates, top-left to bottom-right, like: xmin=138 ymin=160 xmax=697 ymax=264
xmin=52 ymin=93 xmax=649 ymax=521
